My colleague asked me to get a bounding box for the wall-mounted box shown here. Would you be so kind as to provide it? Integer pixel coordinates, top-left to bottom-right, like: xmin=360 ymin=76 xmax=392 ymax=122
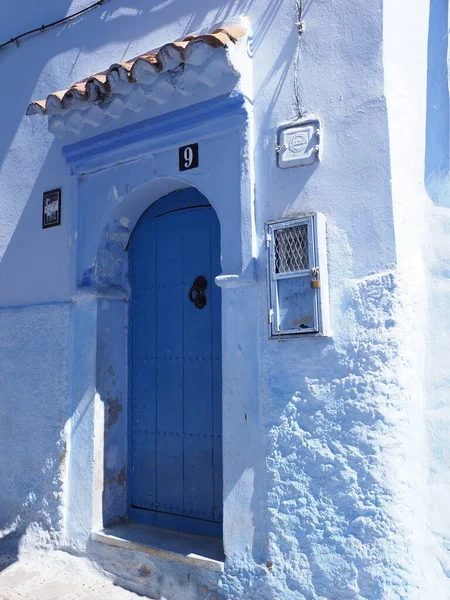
xmin=266 ymin=213 xmax=330 ymax=338
xmin=276 ymin=118 xmax=321 ymax=168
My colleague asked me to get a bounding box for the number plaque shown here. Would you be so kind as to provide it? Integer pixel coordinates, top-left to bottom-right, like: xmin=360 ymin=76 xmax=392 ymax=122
xmin=179 ymin=143 xmax=199 ymax=171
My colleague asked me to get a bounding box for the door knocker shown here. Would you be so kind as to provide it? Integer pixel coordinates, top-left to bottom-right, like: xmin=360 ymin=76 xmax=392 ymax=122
xmin=189 ymin=276 xmax=207 ymax=309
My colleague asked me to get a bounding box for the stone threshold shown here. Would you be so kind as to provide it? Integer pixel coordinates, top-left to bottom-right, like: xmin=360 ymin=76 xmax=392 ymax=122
xmin=92 ymin=521 xmax=225 ymax=572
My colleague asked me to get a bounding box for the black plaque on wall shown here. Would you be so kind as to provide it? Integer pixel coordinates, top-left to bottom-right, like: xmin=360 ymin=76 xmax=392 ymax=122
xmin=42 ymin=189 xmax=61 ymax=229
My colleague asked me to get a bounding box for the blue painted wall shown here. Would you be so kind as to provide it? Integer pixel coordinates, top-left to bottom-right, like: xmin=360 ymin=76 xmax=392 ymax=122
xmin=0 ymin=1 xmax=449 ymax=599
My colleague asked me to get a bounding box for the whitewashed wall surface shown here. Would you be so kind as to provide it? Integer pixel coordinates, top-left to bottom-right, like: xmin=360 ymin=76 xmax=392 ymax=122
xmin=0 ymin=1 xmax=449 ymax=599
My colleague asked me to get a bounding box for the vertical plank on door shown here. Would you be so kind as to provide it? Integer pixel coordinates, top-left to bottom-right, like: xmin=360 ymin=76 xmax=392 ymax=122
xmin=182 ymin=207 xmax=214 ymax=521
xmin=155 ymin=212 xmax=185 ymax=516
xmin=210 ymin=210 xmax=223 ymax=523
xmin=130 ymin=217 xmax=157 ymax=509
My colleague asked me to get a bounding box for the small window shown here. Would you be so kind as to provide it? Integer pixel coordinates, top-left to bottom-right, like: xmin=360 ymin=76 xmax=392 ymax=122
xmin=266 ymin=213 xmax=330 ymax=338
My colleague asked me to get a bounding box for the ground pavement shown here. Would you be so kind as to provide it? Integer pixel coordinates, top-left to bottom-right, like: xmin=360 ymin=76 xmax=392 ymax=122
xmin=0 ymin=548 xmax=153 ymax=600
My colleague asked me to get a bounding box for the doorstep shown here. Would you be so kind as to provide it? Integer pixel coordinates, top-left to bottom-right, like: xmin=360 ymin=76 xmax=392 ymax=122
xmin=92 ymin=521 xmax=225 ymax=572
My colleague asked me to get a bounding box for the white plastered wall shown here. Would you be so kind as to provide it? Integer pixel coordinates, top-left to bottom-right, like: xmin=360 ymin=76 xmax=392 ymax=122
xmin=1 ymin=0 xmax=449 ymax=598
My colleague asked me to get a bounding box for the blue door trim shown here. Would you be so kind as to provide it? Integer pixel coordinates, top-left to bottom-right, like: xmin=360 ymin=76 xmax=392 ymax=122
xmin=127 ymin=188 xmax=222 ymax=538
xmin=63 ymin=93 xmax=247 ymax=176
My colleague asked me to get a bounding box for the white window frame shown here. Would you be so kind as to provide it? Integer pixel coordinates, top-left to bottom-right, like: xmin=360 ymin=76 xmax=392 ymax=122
xmin=266 ymin=213 xmax=330 ymax=338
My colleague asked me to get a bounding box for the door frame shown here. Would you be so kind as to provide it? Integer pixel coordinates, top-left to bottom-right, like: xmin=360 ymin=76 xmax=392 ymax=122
xmin=127 ymin=189 xmax=222 ymax=536
xmin=63 ymin=95 xmax=262 ymax=563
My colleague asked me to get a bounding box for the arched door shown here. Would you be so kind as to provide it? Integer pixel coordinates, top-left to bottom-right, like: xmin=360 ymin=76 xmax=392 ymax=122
xmin=128 ymin=189 xmax=222 ymax=536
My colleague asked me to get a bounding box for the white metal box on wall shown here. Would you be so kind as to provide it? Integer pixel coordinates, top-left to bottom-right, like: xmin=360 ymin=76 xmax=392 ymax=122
xmin=266 ymin=213 xmax=330 ymax=338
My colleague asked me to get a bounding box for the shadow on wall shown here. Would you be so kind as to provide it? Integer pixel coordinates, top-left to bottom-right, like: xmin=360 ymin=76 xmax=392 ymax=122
xmin=254 ymin=0 xmax=314 ymax=117
xmin=0 ymin=532 xmax=20 ymax=573
xmin=0 ymin=275 xmax=70 ymax=571
xmin=425 ymin=0 xmax=450 ymax=206
xmin=0 ymin=2 xmax=304 ymax=599
xmin=0 ymin=0 xmax=290 ymax=215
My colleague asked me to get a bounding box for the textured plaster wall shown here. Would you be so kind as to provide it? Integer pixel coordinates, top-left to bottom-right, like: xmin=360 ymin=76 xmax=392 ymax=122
xmin=423 ymin=0 xmax=450 ymax=584
xmin=0 ymin=1 xmax=448 ymax=599
xmin=383 ymin=0 xmax=450 ymax=596
xmin=245 ymin=1 xmax=424 ymax=598
xmin=0 ymin=303 xmax=70 ymax=545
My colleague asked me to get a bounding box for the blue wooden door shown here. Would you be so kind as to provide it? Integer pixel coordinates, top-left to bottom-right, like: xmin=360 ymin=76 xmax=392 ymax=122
xmin=129 ymin=189 xmax=222 ymax=536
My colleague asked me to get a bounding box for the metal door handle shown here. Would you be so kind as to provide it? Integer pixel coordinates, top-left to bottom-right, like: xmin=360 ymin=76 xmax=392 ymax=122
xmin=188 ymin=276 xmax=207 ymax=309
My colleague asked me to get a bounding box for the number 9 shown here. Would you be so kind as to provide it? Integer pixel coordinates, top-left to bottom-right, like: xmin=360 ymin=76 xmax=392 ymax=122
xmin=184 ymin=146 xmax=193 ymax=169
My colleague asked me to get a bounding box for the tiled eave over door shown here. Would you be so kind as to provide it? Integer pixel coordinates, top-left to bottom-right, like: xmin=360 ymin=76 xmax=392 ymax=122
xmin=26 ymin=23 xmax=250 ymax=138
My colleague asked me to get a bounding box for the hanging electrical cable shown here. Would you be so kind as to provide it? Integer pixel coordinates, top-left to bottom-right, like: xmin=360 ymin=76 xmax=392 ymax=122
xmin=0 ymin=0 xmax=111 ymax=52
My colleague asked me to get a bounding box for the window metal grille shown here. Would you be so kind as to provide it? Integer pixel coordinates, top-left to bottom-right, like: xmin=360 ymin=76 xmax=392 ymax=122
xmin=274 ymin=224 xmax=309 ymax=273
xmin=266 ymin=214 xmax=329 ymax=337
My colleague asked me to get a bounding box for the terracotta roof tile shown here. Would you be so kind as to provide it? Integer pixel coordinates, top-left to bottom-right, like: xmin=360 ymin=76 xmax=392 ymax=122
xmin=26 ymin=24 xmax=245 ymax=116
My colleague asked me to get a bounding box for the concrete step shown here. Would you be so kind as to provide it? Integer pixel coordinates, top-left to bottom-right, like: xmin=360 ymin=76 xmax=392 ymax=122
xmin=88 ymin=521 xmax=224 ymax=600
